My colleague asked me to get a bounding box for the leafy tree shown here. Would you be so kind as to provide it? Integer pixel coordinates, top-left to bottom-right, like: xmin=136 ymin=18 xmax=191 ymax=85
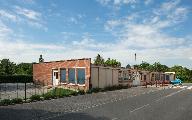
xmin=153 ymin=62 xmax=169 ymax=72
xmin=0 ymin=59 xmax=16 ymax=75
xmin=15 ymin=63 xmax=32 ymax=75
xmin=169 ymin=65 xmax=192 ymax=82
xmin=94 ymin=54 xmax=105 ymax=66
xmin=94 ymin=54 xmax=121 ymax=67
xmin=135 ymin=62 xmax=168 ymax=72
xmin=105 ymin=58 xmax=121 ymax=67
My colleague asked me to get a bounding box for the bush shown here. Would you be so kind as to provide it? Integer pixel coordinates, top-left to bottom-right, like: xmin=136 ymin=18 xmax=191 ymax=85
xmin=11 ymin=98 xmax=23 ymax=104
xmin=43 ymin=92 xmax=55 ymax=100
xmin=43 ymin=88 xmax=78 ymax=99
xmin=0 ymin=75 xmax=33 ymax=83
xmin=86 ymin=89 xmax=92 ymax=94
xmin=30 ymin=94 xmax=42 ymax=101
xmin=0 ymin=99 xmax=13 ymax=106
xmin=104 ymin=86 xmax=117 ymax=91
xmin=78 ymin=90 xmax=85 ymax=95
xmin=90 ymin=88 xmax=102 ymax=93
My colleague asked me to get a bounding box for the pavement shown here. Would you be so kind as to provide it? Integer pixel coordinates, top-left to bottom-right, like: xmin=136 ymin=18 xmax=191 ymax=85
xmin=0 ymin=83 xmax=192 ymax=120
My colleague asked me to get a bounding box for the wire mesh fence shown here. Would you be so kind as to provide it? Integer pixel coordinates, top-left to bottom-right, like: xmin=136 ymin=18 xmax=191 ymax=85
xmin=0 ymin=80 xmax=51 ymax=101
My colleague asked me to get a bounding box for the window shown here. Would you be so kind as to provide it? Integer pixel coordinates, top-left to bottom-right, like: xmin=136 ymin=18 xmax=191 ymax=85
xmin=166 ymin=75 xmax=170 ymax=80
xmin=123 ymin=71 xmax=129 ymax=80
xmin=54 ymin=72 xmax=58 ymax=79
xmin=144 ymin=75 xmax=146 ymax=81
xmin=77 ymin=68 xmax=85 ymax=84
xmin=60 ymin=69 xmax=66 ymax=82
xmin=68 ymin=68 xmax=76 ymax=83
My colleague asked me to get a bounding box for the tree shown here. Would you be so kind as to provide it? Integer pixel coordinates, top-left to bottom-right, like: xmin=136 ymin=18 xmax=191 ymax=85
xmin=169 ymin=65 xmax=191 ymax=82
xmin=135 ymin=62 xmax=169 ymax=72
xmin=153 ymin=62 xmax=169 ymax=72
xmin=15 ymin=63 xmax=32 ymax=75
xmin=0 ymin=59 xmax=16 ymax=75
xmin=104 ymin=58 xmax=121 ymax=67
xmin=94 ymin=54 xmax=105 ymax=66
xmin=94 ymin=54 xmax=121 ymax=67
xmin=138 ymin=62 xmax=150 ymax=70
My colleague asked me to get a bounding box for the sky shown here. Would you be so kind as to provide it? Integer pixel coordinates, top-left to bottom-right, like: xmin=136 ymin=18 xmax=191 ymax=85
xmin=0 ymin=0 xmax=192 ymax=68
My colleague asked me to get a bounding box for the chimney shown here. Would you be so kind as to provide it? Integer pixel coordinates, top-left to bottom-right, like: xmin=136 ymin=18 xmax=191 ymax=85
xmin=39 ymin=55 xmax=44 ymax=63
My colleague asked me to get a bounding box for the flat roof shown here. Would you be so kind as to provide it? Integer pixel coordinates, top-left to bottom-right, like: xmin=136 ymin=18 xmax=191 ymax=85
xmin=33 ymin=58 xmax=91 ymax=64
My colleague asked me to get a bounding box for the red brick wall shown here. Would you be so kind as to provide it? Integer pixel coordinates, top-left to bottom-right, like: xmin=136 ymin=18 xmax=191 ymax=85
xmin=33 ymin=58 xmax=91 ymax=90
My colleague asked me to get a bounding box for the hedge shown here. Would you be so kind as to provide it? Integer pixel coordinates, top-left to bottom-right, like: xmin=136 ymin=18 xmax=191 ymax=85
xmin=0 ymin=75 xmax=33 ymax=83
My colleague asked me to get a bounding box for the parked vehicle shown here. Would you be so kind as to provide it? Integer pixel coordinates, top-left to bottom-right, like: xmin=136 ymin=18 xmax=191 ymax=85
xmin=171 ymin=79 xmax=182 ymax=85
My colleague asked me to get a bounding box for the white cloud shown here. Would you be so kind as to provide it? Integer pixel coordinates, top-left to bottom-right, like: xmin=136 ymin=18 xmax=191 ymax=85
xmin=144 ymin=0 xmax=152 ymax=5
xmin=97 ymin=0 xmax=111 ymax=6
xmin=0 ymin=6 xmax=46 ymax=30
xmin=97 ymin=0 xmax=137 ymax=7
xmin=15 ymin=6 xmax=41 ymax=21
xmin=113 ymin=0 xmax=136 ymax=5
xmin=99 ymin=0 xmax=192 ymax=67
xmin=0 ymin=21 xmax=13 ymax=37
xmin=0 ymin=0 xmax=191 ymax=68
xmin=0 ymin=10 xmax=18 ymax=21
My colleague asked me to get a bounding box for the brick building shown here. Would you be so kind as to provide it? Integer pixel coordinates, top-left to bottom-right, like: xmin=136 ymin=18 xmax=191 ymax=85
xmin=33 ymin=58 xmax=91 ymax=91
xmin=33 ymin=58 xmax=175 ymax=91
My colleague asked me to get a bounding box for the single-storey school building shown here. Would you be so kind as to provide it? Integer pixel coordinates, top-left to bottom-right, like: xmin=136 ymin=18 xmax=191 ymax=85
xmin=33 ymin=58 xmax=175 ymax=91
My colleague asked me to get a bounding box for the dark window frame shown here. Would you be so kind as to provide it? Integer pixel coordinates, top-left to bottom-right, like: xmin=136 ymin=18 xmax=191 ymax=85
xmin=60 ymin=68 xmax=66 ymax=83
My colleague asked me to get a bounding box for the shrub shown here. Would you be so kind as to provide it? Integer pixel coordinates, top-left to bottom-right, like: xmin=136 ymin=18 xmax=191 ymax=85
xmin=71 ymin=91 xmax=78 ymax=96
xmin=104 ymin=86 xmax=117 ymax=91
xmin=0 ymin=99 xmax=13 ymax=106
xmin=43 ymin=88 xmax=78 ymax=98
xmin=30 ymin=94 xmax=41 ymax=101
xmin=11 ymin=98 xmax=23 ymax=104
xmin=78 ymin=90 xmax=85 ymax=95
xmin=86 ymin=89 xmax=92 ymax=94
xmin=43 ymin=92 xmax=55 ymax=100
xmin=90 ymin=88 xmax=102 ymax=93
xmin=0 ymin=75 xmax=33 ymax=83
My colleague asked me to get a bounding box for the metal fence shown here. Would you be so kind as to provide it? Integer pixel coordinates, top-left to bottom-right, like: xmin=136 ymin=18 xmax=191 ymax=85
xmin=0 ymin=80 xmax=51 ymax=101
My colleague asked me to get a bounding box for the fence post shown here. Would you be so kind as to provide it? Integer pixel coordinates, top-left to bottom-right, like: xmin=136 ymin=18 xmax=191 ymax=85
xmin=0 ymin=82 xmax=1 ymax=100
xmin=25 ymin=82 xmax=27 ymax=101
xmin=43 ymin=79 xmax=44 ymax=96
xmin=17 ymin=81 xmax=18 ymax=98
xmin=35 ymin=81 xmax=36 ymax=95
xmin=156 ymin=80 xmax=157 ymax=87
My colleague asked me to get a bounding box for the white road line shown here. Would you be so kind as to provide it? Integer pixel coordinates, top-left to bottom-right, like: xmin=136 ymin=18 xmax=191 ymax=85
xmin=129 ymin=104 xmax=149 ymax=113
xmin=111 ymin=118 xmax=118 ymax=120
xmin=187 ymin=86 xmax=192 ymax=90
xmin=130 ymin=88 xmax=186 ymax=113
xmin=155 ymin=89 xmax=185 ymax=102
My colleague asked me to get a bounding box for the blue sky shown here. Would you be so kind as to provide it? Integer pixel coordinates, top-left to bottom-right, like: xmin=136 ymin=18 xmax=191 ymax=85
xmin=0 ymin=0 xmax=192 ymax=68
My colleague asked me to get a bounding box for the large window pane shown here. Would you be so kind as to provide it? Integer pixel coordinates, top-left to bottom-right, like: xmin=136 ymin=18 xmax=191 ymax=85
xmin=77 ymin=68 xmax=85 ymax=84
xmin=166 ymin=75 xmax=170 ymax=80
xmin=60 ymin=69 xmax=66 ymax=82
xmin=68 ymin=68 xmax=76 ymax=83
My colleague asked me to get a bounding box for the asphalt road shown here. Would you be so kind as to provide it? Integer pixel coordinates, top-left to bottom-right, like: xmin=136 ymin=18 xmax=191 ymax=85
xmin=0 ymin=84 xmax=192 ymax=120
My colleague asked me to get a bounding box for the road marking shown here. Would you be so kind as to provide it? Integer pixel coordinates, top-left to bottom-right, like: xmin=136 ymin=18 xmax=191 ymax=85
xmin=187 ymin=86 xmax=192 ymax=90
xmin=129 ymin=104 xmax=149 ymax=113
xmin=130 ymin=89 xmax=185 ymax=113
xmin=112 ymin=118 xmax=118 ymax=120
xmin=155 ymin=89 xmax=185 ymax=102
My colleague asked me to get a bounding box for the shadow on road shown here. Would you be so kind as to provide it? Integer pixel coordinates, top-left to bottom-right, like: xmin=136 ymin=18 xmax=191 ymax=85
xmin=0 ymin=107 xmax=110 ymax=120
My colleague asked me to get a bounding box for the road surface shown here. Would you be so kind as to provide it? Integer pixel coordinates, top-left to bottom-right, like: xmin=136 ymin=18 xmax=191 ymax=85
xmin=0 ymin=83 xmax=192 ymax=120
